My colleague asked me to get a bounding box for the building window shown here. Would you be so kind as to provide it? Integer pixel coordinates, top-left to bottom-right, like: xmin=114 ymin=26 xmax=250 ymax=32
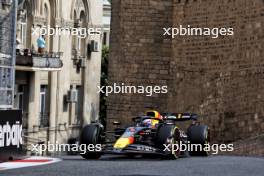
xmin=17 ymin=3 xmax=30 ymax=49
xmin=103 ymin=32 xmax=107 ymax=46
xmin=75 ymin=86 xmax=82 ymax=124
xmin=43 ymin=4 xmax=50 ymax=51
xmin=40 ymin=85 xmax=49 ymax=127
xmin=80 ymin=11 xmax=86 ymax=56
xmin=20 ymin=22 xmax=27 ymax=47
xmin=14 ymin=85 xmax=24 ymax=111
xmin=77 ymin=37 xmax=81 ymax=51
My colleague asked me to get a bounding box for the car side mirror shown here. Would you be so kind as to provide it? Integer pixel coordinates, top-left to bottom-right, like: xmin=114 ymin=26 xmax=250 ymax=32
xmin=113 ymin=121 xmax=121 ymax=126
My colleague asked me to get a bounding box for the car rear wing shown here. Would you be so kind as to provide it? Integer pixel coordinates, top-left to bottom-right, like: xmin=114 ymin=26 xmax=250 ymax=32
xmin=162 ymin=113 xmax=198 ymax=121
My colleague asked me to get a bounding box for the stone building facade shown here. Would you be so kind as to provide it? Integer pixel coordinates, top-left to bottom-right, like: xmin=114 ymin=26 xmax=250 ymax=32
xmin=1 ymin=0 xmax=102 ymax=152
xmin=107 ymin=0 xmax=264 ymax=146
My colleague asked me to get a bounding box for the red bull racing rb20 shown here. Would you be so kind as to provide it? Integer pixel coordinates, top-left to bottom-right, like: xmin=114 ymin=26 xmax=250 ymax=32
xmin=79 ymin=110 xmax=210 ymax=159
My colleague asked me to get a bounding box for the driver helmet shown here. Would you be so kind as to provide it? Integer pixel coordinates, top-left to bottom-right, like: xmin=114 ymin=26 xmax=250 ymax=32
xmin=142 ymin=118 xmax=159 ymax=128
xmin=142 ymin=119 xmax=152 ymax=128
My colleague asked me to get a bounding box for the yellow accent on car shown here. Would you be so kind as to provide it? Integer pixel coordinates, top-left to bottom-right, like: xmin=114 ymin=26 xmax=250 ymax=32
xmin=151 ymin=119 xmax=159 ymax=127
xmin=114 ymin=138 xmax=130 ymax=149
xmin=146 ymin=110 xmax=161 ymax=119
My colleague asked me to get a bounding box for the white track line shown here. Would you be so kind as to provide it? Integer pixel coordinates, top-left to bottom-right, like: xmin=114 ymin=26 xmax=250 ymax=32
xmin=0 ymin=156 xmax=61 ymax=171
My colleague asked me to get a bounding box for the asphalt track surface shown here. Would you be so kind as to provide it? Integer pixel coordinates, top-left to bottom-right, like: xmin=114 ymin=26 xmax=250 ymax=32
xmin=1 ymin=155 xmax=263 ymax=176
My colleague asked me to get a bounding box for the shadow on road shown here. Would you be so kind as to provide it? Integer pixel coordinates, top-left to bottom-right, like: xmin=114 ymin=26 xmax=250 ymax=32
xmin=60 ymin=155 xmax=175 ymax=162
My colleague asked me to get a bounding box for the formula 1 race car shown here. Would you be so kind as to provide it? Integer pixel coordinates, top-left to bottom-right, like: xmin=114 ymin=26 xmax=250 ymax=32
xmin=79 ymin=110 xmax=210 ymax=159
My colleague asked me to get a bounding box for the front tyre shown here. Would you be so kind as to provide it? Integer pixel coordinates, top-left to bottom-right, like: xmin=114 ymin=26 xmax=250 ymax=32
xmin=79 ymin=124 xmax=103 ymax=159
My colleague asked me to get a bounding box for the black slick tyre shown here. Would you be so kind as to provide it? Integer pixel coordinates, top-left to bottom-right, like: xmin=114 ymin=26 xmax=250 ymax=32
xmin=187 ymin=125 xmax=210 ymax=156
xmin=79 ymin=124 xmax=103 ymax=159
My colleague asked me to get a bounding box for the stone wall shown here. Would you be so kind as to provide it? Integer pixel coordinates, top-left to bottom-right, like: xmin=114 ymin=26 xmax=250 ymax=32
xmin=108 ymin=0 xmax=264 ymax=145
xmin=107 ymin=0 xmax=173 ymax=129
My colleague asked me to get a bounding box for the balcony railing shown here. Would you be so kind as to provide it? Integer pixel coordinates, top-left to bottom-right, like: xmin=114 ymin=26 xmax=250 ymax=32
xmin=16 ymin=50 xmax=63 ymax=71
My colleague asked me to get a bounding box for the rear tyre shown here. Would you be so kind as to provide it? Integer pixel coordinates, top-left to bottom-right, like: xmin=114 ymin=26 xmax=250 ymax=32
xmin=156 ymin=124 xmax=181 ymax=159
xmin=187 ymin=125 xmax=210 ymax=156
xmin=80 ymin=124 xmax=103 ymax=159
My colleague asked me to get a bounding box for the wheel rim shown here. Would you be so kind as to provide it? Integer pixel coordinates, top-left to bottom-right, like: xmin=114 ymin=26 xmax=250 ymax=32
xmin=171 ymin=127 xmax=181 ymax=159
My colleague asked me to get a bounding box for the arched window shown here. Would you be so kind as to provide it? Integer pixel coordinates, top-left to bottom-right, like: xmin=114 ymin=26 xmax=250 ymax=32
xmin=20 ymin=7 xmax=27 ymax=47
xmin=71 ymin=0 xmax=89 ymax=57
xmin=17 ymin=1 xmax=32 ymax=49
